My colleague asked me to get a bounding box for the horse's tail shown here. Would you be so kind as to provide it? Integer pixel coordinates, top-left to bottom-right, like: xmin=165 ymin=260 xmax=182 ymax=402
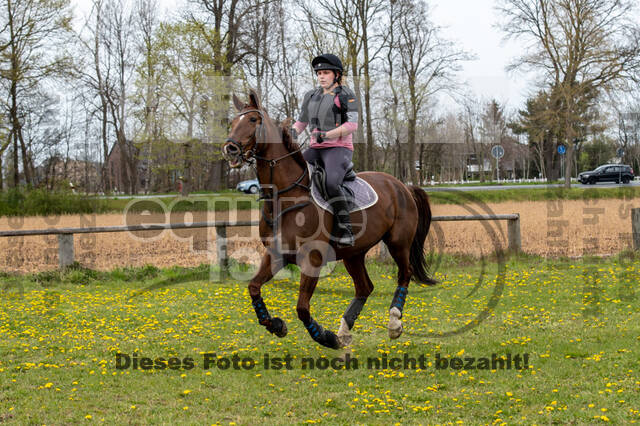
xmin=409 ymin=186 xmax=438 ymax=285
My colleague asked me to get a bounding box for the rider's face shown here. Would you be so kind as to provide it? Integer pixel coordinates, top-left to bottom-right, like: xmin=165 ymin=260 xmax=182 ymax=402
xmin=316 ymin=69 xmax=336 ymax=89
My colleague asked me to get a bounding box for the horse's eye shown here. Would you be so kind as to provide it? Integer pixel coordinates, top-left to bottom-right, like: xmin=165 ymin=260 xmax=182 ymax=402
xmin=250 ymin=117 xmax=258 ymax=122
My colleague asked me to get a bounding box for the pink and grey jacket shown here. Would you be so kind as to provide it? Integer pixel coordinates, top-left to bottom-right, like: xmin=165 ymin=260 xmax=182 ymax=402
xmin=293 ymin=86 xmax=359 ymax=151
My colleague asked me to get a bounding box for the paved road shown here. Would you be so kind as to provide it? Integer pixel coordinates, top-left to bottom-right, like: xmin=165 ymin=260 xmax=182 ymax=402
xmin=423 ymin=181 xmax=640 ymax=192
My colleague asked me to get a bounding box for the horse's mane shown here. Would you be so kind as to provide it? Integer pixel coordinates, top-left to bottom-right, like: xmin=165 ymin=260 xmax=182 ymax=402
xmin=279 ymin=118 xmax=307 ymax=170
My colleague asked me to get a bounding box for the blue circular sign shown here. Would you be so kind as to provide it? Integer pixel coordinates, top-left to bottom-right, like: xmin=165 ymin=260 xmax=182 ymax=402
xmin=557 ymin=145 xmax=566 ymax=155
xmin=491 ymin=145 xmax=504 ymax=160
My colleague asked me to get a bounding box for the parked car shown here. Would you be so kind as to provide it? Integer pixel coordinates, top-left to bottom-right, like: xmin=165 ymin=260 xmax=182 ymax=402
xmin=236 ymin=179 xmax=260 ymax=194
xmin=578 ymin=164 xmax=634 ymax=184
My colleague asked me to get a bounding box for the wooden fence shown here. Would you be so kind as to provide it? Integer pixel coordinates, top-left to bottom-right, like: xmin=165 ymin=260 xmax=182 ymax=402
xmin=0 ymin=215 xmax=523 ymax=273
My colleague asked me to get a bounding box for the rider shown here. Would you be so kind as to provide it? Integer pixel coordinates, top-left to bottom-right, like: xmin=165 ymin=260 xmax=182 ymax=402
xmin=292 ymin=53 xmax=360 ymax=247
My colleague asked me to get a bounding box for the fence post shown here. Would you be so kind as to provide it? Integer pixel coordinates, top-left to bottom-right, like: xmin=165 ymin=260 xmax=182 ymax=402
xmin=216 ymin=225 xmax=228 ymax=279
xmin=58 ymin=234 xmax=75 ymax=268
xmin=507 ymin=215 xmax=521 ymax=253
xmin=632 ymin=208 xmax=640 ymax=250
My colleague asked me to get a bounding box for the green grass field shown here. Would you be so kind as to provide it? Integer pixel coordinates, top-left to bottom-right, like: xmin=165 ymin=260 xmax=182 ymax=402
xmin=1 ymin=253 xmax=639 ymax=424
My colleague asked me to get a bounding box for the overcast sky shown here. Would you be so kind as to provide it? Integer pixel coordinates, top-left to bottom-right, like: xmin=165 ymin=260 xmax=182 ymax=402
xmin=430 ymin=0 xmax=533 ymax=110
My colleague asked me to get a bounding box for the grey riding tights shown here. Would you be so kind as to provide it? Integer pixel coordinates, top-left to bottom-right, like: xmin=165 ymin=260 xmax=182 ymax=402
xmin=303 ymin=147 xmax=353 ymax=198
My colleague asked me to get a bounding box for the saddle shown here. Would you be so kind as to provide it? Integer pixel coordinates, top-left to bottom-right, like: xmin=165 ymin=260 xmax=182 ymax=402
xmin=308 ymin=161 xmax=378 ymax=213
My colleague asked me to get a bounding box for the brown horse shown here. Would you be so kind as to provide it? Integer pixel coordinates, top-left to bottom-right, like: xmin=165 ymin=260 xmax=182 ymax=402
xmin=222 ymin=90 xmax=436 ymax=349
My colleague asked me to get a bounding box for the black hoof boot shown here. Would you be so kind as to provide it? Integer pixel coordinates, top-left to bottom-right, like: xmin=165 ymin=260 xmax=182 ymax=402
xmin=267 ymin=317 xmax=288 ymax=338
xmin=305 ymin=318 xmax=341 ymax=349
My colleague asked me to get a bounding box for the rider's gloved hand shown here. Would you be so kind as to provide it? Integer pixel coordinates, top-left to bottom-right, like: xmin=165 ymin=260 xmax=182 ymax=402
xmin=290 ymin=127 xmax=298 ymax=141
xmin=311 ymin=129 xmax=326 ymax=143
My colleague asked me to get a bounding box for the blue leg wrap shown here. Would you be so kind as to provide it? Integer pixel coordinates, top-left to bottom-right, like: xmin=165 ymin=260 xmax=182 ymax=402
xmin=305 ymin=318 xmax=340 ymax=349
xmin=390 ymin=286 xmax=408 ymax=315
xmin=252 ymin=297 xmax=271 ymax=325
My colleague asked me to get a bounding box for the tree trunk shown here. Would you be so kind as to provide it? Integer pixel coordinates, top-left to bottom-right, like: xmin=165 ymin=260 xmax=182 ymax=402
xmin=350 ymin=54 xmax=366 ymax=171
xmin=361 ymin=22 xmax=374 ymax=171
xmin=17 ymin=127 xmax=33 ymax=185
xmin=564 ymin=108 xmax=573 ymax=189
xmin=12 ymin=130 xmax=18 ymax=187
xmin=478 ymin=146 xmax=486 ymax=183
xmin=181 ymin=142 xmax=191 ymax=196
xmin=408 ymin=114 xmax=417 ymax=185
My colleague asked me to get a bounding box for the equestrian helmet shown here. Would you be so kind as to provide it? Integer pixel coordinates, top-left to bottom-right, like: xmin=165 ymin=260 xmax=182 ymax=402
xmin=312 ymin=54 xmax=343 ymax=73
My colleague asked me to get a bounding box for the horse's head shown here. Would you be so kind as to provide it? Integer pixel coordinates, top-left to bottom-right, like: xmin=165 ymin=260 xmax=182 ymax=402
xmin=223 ymin=89 xmax=267 ymax=168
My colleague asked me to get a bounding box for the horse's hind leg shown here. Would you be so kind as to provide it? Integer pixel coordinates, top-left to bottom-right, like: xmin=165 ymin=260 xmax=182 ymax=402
xmin=339 ymin=253 xmax=374 ymax=347
xmin=249 ymin=250 xmax=287 ymax=337
xmin=384 ymin=239 xmax=414 ymax=339
xmin=296 ymin=271 xmax=342 ymax=349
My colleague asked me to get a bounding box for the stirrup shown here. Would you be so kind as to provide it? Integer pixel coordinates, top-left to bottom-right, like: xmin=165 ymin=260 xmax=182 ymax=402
xmin=334 ymin=213 xmax=355 ymax=247
xmin=335 ymin=232 xmax=355 ymax=247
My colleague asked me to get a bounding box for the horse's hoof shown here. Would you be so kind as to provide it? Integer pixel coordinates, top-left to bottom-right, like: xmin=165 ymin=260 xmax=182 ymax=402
xmin=388 ymin=307 xmax=403 ymax=339
xmin=324 ymin=330 xmax=341 ymax=349
xmin=337 ymin=318 xmax=352 ymax=347
xmin=276 ymin=321 xmax=287 ymax=338
xmin=389 ymin=323 xmax=403 ymax=339
xmin=338 ymin=334 xmax=352 ymax=347
xmin=269 ymin=317 xmax=288 ymax=338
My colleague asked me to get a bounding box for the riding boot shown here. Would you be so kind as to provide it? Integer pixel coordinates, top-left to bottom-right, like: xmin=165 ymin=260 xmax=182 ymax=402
xmin=330 ymin=192 xmax=355 ymax=247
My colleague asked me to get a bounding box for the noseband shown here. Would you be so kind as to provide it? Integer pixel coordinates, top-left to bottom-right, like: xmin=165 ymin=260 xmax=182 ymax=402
xmin=224 ymin=109 xmax=264 ymax=164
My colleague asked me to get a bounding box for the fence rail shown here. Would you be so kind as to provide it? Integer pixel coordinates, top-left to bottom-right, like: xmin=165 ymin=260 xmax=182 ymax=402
xmin=0 ymin=215 xmax=522 ymax=271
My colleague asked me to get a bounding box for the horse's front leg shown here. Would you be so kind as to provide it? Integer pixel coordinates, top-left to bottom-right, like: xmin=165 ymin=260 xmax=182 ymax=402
xmin=249 ymin=250 xmax=287 ymax=337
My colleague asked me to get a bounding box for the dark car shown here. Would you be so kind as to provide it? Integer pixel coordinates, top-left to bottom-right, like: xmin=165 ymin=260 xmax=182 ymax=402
xmin=578 ymin=164 xmax=634 ymax=184
xmin=236 ymin=179 xmax=260 ymax=194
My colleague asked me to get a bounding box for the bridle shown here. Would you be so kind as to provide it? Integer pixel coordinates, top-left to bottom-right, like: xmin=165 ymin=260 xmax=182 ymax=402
xmin=224 ymin=108 xmax=311 ymax=229
xmin=224 ymin=109 xmax=265 ymax=165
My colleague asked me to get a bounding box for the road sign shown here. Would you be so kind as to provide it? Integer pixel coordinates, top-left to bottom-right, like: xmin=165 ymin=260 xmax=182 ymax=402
xmin=491 ymin=145 xmax=504 ymax=160
xmin=617 ymin=147 xmax=625 ymax=158
xmin=557 ymin=145 xmax=566 ymax=155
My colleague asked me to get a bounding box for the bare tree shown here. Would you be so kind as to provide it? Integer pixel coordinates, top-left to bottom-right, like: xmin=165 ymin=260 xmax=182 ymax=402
xmin=299 ymin=0 xmax=387 ymax=171
xmin=269 ymin=1 xmax=303 ymax=119
xmin=394 ymin=0 xmax=469 ymax=184
xmin=0 ymin=0 xmax=73 ymax=187
xmin=100 ymin=0 xmax=139 ymax=194
xmin=382 ymin=0 xmax=404 ymax=180
xmin=75 ymin=0 xmax=112 ymax=192
xmin=481 ymin=99 xmax=508 ymax=179
xmin=461 ymin=98 xmax=491 ymax=182
xmin=498 ymin=0 xmax=640 ymax=188
xmin=136 ymin=0 xmax=159 ymax=194
xmin=614 ymin=94 xmax=640 ymax=170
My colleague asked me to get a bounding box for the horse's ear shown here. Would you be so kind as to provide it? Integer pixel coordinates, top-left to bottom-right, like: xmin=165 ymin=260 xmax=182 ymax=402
xmin=232 ymin=94 xmax=244 ymax=112
xmin=248 ymin=88 xmax=261 ymax=109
